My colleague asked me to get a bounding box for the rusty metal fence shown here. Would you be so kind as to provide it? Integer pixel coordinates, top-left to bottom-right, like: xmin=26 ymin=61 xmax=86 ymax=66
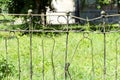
xmin=0 ymin=11 xmax=120 ymax=80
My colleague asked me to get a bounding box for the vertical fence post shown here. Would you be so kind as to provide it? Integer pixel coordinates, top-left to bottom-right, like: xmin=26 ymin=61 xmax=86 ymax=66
xmin=17 ymin=37 xmax=21 ymax=80
xmin=5 ymin=38 xmax=8 ymax=80
xmin=28 ymin=9 xmax=33 ymax=80
xmin=103 ymin=28 xmax=106 ymax=80
xmin=101 ymin=10 xmax=107 ymax=80
xmin=90 ymin=38 xmax=94 ymax=80
xmin=65 ymin=12 xmax=70 ymax=80
xmin=115 ymin=38 xmax=118 ymax=80
xmin=42 ymin=40 xmax=45 ymax=80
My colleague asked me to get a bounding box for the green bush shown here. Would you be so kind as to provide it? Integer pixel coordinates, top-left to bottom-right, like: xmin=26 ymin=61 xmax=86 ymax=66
xmin=0 ymin=58 xmax=15 ymax=79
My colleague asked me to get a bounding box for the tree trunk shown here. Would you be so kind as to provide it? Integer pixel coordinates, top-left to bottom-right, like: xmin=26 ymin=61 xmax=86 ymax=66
xmin=117 ymin=0 xmax=120 ymax=14
xmin=75 ymin=0 xmax=80 ymax=23
xmin=34 ymin=0 xmax=47 ymax=26
xmin=34 ymin=0 xmax=40 ymax=13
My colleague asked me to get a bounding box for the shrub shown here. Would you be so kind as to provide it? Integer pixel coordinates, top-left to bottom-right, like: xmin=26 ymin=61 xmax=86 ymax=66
xmin=0 ymin=58 xmax=15 ymax=79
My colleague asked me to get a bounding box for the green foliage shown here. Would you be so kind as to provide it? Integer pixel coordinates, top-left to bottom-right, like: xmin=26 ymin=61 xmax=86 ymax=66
xmin=0 ymin=0 xmax=12 ymax=13
xmin=97 ymin=0 xmax=116 ymax=9
xmin=0 ymin=0 xmax=12 ymax=4
xmin=0 ymin=58 xmax=15 ymax=79
xmin=0 ymin=0 xmax=54 ymax=13
xmin=8 ymin=0 xmax=34 ymax=13
xmin=98 ymin=0 xmax=111 ymax=4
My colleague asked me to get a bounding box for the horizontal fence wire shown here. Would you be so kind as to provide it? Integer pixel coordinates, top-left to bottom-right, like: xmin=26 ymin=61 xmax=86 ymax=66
xmin=0 ymin=13 xmax=120 ymax=80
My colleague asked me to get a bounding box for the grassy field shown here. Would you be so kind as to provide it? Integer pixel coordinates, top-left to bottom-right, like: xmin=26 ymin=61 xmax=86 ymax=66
xmin=0 ymin=32 xmax=120 ymax=80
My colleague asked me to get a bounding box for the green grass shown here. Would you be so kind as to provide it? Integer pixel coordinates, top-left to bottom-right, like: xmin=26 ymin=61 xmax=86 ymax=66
xmin=0 ymin=32 xmax=120 ymax=80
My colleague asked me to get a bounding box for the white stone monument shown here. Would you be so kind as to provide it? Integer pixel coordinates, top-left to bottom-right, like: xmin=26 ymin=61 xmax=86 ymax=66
xmin=46 ymin=0 xmax=75 ymax=24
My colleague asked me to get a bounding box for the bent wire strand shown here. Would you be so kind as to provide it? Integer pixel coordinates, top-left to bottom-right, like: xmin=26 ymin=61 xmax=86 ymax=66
xmin=69 ymin=32 xmax=94 ymax=80
xmin=10 ymin=31 xmax=21 ymax=80
xmin=42 ymin=37 xmax=56 ymax=80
